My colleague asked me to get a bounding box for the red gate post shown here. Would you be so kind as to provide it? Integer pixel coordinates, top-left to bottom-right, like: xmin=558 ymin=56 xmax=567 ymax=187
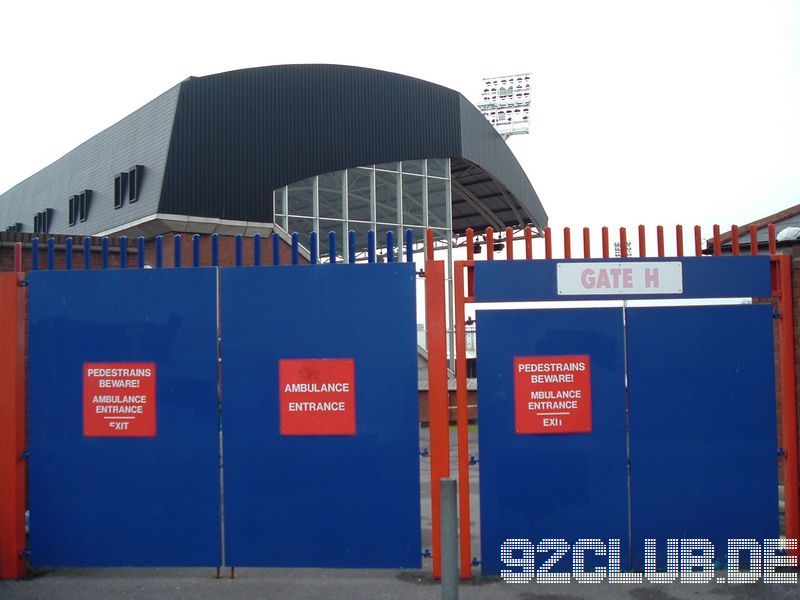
xmin=425 ymin=253 xmax=450 ymax=578
xmin=774 ymin=255 xmax=800 ymax=552
xmin=0 ymin=270 xmax=27 ymax=579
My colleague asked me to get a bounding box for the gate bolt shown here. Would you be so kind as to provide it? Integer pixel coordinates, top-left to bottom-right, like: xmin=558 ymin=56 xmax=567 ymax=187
xmin=471 ymin=557 xmax=481 ymax=566
xmin=469 ymin=455 xmax=479 ymax=465
xmin=18 ymin=450 xmax=29 ymax=461
xmin=419 ymin=448 xmax=429 ymax=457
xmin=422 ymin=548 xmax=432 ymax=558
xmin=777 ymin=447 xmax=787 ymax=457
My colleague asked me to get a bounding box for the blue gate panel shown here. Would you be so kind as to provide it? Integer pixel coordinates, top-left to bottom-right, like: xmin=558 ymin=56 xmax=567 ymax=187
xmin=627 ymin=304 xmax=778 ymax=569
xmin=221 ymin=264 xmax=420 ymax=568
xmin=477 ymin=308 xmax=629 ymax=575
xmin=28 ymin=268 xmax=221 ymax=566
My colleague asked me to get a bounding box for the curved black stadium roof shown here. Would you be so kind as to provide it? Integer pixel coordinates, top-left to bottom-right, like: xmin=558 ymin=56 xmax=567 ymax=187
xmin=0 ymin=65 xmax=546 ymax=236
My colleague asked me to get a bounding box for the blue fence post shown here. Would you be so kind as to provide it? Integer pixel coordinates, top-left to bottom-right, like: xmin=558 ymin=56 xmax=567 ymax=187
xmin=120 ymin=236 xmax=128 ymax=269
xmin=254 ymin=233 xmax=262 ymax=266
xmin=211 ymin=233 xmax=219 ymax=267
xmin=386 ymin=230 xmax=395 ymax=263
xmin=174 ymin=235 xmax=182 ymax=268
xmin=137 ymin=236 xmax=146 ymax=268
xmin=235 ymin=234 xmax=243 ymax=267
xmin=155 ymin=235 xmax=163 ymax=268
xmin=193 ymin=234 xmax=201 ymax=267
xmin=329 ymin=231 xmax=337 ymax=264
xmin=406 ymin=229 xmax=414 ymax=263
xmin=291 ymin=233 xmax=299 ymax=265
xmin=83 ymin=237 xmax=91 ymax=270
xmin=272 ymin=232 xmax=281 ymax=266
xmin=368 ymin=230 xmax=376 ymax=263
xmin=31 ymin=237 xmax=39 ymax=271
xmin=65 ymin=238 xmax=73 ymax=270
xmin=47 ymin=238 xmax=55 ymax=270
xmin=101 ymin=237 xmax=109 ymax=269
xmin=348 ymin=230 xmax=356 ymax=264
xmin=310 ymin=232 xmax=318 ymax=265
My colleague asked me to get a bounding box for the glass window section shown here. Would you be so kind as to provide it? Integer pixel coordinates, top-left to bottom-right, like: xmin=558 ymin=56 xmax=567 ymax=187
xmin=401 ymin=160 xmax=424 ymax=175
xmin=427 ymin=158 xmax=450 ymax=178
xmin=287 ymin=216 xmax=316 ymax=250
xmin=375 ymin=161 xmax=399 ymax=172
xmin=427 ymin=177 xmax=448 ymax=229
xmin=375 ymin=170 xmax=399 ymax=224
xmin=274 ymin=187 xmax=286 ymax=216
xmin=347 ymin=168 xmax=372 ymax=222
xmin=377 ymin=224 xmax=402 ymax=261
xmin=318 ymin=172 xmax=343 ymax=220
xmin=319 ymin=219 xmax=345 ymax=260
xmin=287 ymin=177 xmax=314 ymax=216
xmin=347 ymin=221 xmax=375 ymax=255
xmin=402 ymin=174 xmax=425 ymax=227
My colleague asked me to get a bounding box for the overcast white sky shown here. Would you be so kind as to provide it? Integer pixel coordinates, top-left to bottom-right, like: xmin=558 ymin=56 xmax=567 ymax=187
xmin=1 ymin=0 xmax=798 ymax=240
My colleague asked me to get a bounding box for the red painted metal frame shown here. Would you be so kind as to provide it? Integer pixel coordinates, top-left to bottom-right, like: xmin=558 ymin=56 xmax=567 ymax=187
xmin=772 ymin=255 xmax=800 ymax=553
xmin=0 ymin=269 xmax=27 ymax=580
xmin=425 ymin=258 xmax=449 ymax=578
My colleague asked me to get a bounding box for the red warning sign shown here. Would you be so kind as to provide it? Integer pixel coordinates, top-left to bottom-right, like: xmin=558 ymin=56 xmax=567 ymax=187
xmin=280 ymin=358 xmax=356 ymax=436
xmin=83 ymin=362 xmax=156 ymax=437
xmin=514 ymin=355 xmax=591 ymax=434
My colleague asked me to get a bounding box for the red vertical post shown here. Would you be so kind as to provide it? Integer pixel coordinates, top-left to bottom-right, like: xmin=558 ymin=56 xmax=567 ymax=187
xmin=0 ymin=273 xmax=27 ymax=580
xmin=769 ymin=224 xmax=777 ymax=255
xmin=601 ymin=227 xmax=609 ymax=258
xmin=713 ymin=225 xmax=721 ymax=256
xmin=465 ymin=228 xmax=475 ymax=298
xmin=638 ymin=225 xmax=646 ymax=257
xmin=486 ymin=227 xmax=494 ymax=261
xmin=425 ymin=260 xmax=449 ymax=578
xmin=563 ymin=227 xmax=571 ymax=259
xmin=453 ymin=262 xmax=473 ymax=578
xmin=694 ymin=226 xmax=702 ymax=256
xmin=582 ymin=227 xmax=591 ymax=258
xmin=656 ymin=226 xmax=665 ymax=257
xmin=524 ymin=226 xmax=533 ymax=260
xmin=774 ymin=256 xmax=800 ymax=552
xmin=426 ymin=228 xmax=435 ymax=261
xmin=750 ymin=224 xmax=759 ymax=255
xmin=505 ymin=227 xmax=513 ymax=260
xmin=731 ymin=225 xmax=740 ymax=256
xmin=676 ymin=225 xmax=684 ymax=257
xmin=619 ymin=227 xmax=628 ymax=258
xmin=544 ymin=227 xmax=552 ymax=259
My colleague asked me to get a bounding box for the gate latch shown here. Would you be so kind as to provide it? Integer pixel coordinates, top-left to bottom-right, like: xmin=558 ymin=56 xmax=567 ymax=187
xmin=419 ymin=448 xmax=429 ymax=458
xmin=777 ymin=447 xmax=788 ymax=458
xmin=18 ymin=450 xmax=29 ymax=461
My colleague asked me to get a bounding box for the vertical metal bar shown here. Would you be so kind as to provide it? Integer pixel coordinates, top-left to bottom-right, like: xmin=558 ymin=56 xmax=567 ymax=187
xmin=769 ymin=223 xmax=777 ymax=255
xmin=211 ymin=234 xmax=219 ymax=267
xmin=0 ymin=273 xmax=26 ymax=580
xmin=619 ymin=227 xmax=628 ymax=258
xmin=583 ymin=227 xmax=591 ymax=258
xmin=563 ymin=227 xmax=571 ymax=259
xmin=425 ymin=260 xmax=450 ymax=579
xmin=750 ymin=224 xmax=759 ymax=255
xmin=676 ymin=225 xmax=684 ymax=257
xmin=329 ymin=231 xmax=337 ymax=264
xmin=466 ymin=228 xmax=474 ymax=262
xmin=486 ymin=227 xmax=494 ymax=261
xmin=137 ymin=237 xmax=145 ymax=268
xmin=638 ymin=224 xmax=646 ymax=257
xmin=713 ymin=225 xmax=721 ymax=256
xmin=101 ymin=237 xmax=109 ymax=269
xmin=155 ymin=235 xmax=163 ymax=268
xmin=454 ymin=262 xmax=472 ymax=579
xmin=174 ymin=234 xmax=182 ymax=268
xmin=235 ymin=235 xmax=243 ymax=267
xmin=65 ymin=237 xmax=73 ymax=270
xmin=544 ymin=226 xmax=552 ymax=259
xmin=406 ymin=229 xmax=414 ymax=263
xmin=83 ymin=237 xmax=91 ymax=270
xmin=775 ymin=255 xmax=800 ymax=553
xmin=192 ymin=234 xmax=200 ymax=267
xmin=291 ymin=233 xmax=300 ymax=265
xmin=386 ymin=230 xmax=395 ymax=263
xmin=13 ymin=243 xmax=21 ymax=273
xmin=349 ymin=230 xmax=356 ymax=264
xmin=47 ymin=238 xmax=55 ymax=270
xmin=31 ymin=238 xmax=39 ymax=271
xmin=601 ymin=226 xmax=610 ymax=258
xmin=731 ymin=225 xmax=740 ymax=256
xmin=656 ymin=226 xmax=665 ymax=257
xmin=441 ymin=478 xmax=459 ymax=598
xmin=310 ymin=232 xmax=318 ymax=265
xmin=254 ymin=233 xmax=262 ymax=266
xmin=120 ymin=236 xmax=128 ymax=269
xmin=505 ymin=226 xmax=513 ymax=260
xmin=525 ymin=225 xmax=533 ymax=260
xmin=368 ymin=230 xmax=376 ymax=263
xmin=426 ymin=228 xmax=435 ymax=261
xmin=694 ymin=226 xmax=702 ymax=256
xmin=272 ymin=232 xmax=281 ymax=266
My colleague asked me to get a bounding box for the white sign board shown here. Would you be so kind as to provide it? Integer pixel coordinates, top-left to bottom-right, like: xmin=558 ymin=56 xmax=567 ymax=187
xmin=557 ymin=262 xmax=683 ymax=295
